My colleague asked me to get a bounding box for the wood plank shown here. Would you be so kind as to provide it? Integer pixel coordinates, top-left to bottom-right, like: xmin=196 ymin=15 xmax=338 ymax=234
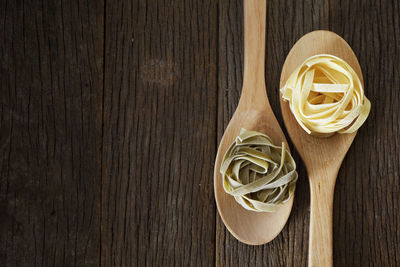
xmin=217 ymin=0 xmax=399 ymax=266
xmin=0 ymin=0 xmax=104 ymax=266
xmin=1 ymin=0 xmax=398 ymax=266
xmin=101 ymin=0 xmax=218 ymax=266
xmin=328 ymin=1 xmax=400 ymax=266
xmin=217 ymin=1 xmax=324 ymax=266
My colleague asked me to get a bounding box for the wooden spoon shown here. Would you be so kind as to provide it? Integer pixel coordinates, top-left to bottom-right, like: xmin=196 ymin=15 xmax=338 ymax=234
xmin=214 ymin=0 xmax=294 ymax=245
xmin=280 ymin=31 xmax=363 ymax=266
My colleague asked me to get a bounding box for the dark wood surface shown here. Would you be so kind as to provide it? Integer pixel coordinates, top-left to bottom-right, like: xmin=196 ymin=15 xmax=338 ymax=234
xmin=1 ymin=0 xmax=399 ymax=266
xmin=0 ymin=0 xmax=104 ymax=266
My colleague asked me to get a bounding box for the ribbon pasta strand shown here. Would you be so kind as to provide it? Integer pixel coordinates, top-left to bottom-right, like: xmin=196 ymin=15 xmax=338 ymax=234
xmin=220 ymin=129 xmax=298 ymax=212
xmin=281 ymin=54 xmax=371 ymax=136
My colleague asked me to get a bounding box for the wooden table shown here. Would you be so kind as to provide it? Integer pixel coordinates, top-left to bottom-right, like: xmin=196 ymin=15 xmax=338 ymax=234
xmin=1 ymin=0 xmax=399 ymax=266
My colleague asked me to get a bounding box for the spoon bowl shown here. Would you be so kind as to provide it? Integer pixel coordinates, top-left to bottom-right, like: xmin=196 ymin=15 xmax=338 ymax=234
xmin=214 ymin=0 xmax=294 ymax=245
xmin=214 ymin=109 xmax=293 ymax=245
xmin=280 ymin=30 xmax=363 ymax=266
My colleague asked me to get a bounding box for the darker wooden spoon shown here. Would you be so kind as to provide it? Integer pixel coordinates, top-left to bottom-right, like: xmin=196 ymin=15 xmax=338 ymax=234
xmin=214 ymin=0 xmax=294 ymax=245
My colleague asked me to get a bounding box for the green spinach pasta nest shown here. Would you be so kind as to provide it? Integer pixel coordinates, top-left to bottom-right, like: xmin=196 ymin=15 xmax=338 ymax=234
xmin=220 ymin=129 xmax=298 ymax=212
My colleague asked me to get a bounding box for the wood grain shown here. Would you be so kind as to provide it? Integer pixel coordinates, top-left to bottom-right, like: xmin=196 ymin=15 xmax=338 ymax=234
xmin=217 ymin=0 xmax=399 ymax=267
xmin=328 ymin=1 xmax=400 ymax=266
xmin=0 ymin=0 xmax=104 ymax=266
xmin=214 ymin=0 xmax=296 ymax=246
xmin=0 ymin=0 xmax=399 ymax=266
xmin=101 ymin=0 xmax=218 ymax=266
xmin=279 ymin=30 xmax=365 ymax=267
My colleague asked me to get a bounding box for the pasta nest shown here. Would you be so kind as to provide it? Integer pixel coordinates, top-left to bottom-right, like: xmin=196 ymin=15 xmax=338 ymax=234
xmin=281 ymin=54 xmax=370 ymax=136
xmin=220 ymin=129 xmax=298 ymax=212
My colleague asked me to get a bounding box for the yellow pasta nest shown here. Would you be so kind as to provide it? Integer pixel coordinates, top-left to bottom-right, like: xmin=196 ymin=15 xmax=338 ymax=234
xmin=281 ymin=54 xmax=371 ymax=135
xmin=220 ymin=129 xmax=298 ymax=212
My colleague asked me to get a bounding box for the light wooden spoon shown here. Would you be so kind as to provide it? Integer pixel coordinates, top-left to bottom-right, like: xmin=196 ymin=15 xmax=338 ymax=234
xmin=214 ymin=0 xmax=294 ymax=245
xmin=280 ymin=30 xmax=363 ymax=267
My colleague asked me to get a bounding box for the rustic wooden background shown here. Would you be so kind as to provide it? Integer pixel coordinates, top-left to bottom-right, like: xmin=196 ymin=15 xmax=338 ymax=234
xmin=1 ymin=0 xmax=399 ymax=266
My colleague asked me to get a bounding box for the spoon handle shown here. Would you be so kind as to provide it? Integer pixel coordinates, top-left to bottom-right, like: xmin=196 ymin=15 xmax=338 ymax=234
xmin=240 ymin=0 xmax=268 ymax=110
xmin=308 ymin=171 xmax=337 ymax=267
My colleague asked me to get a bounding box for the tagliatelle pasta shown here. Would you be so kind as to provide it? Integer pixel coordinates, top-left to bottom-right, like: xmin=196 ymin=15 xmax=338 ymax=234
xmin=220 ymin=129 xmax=298 ymax=212
xmin=281 ymin=54 xmax=371 ymax=135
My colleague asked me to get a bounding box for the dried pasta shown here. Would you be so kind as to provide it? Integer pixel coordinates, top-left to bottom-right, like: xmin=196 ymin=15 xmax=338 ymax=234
xmin=220 ymin=129 xmax=298 ymax=212
xmin=281 ymin=54 xmax=370 ymax=136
